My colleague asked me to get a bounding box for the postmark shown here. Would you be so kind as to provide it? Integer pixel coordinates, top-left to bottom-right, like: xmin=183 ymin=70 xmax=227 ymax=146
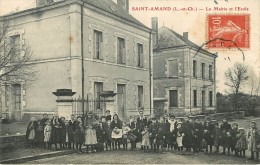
xmin=207 ymin=14 xmax=250 ymax=49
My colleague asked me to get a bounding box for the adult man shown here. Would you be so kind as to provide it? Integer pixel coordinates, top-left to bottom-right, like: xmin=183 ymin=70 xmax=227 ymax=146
xmin=130 ymin=116 xmax=140 ymax=150
xmin=137 ymin=110 xmax=147 ymax=132
xmin=148 ymin=115 xmax=158 ymax=151
xmin=69 ymin=114 xmax=77 ymax=149
xmin=38 ymin=113 xmax=49 ymax=147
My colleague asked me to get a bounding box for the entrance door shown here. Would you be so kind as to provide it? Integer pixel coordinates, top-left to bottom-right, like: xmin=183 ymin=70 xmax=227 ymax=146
xmin=202 ymin=90 xmax=205 ymax=112
xmin=117 ymin=84 xmax=126 ymax=120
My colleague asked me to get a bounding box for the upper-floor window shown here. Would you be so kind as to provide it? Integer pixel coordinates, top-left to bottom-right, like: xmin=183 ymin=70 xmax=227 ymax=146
xmin=94 ymin=30 xmax=103 ymax=60
xmin=137 ymin=43 xmax=143 ymax=67
xmin=209 ymin=65 xmax=213 ymax=80
xmin=10 ymin=35 xmax=21 ymax=59
xmin=117 ymin=37 xmax=126 ymax=64
xmin=193 ymin=60 xmax=197 ymax=77
xmin=201 ymin=63 xmax=205 ymax=79
xmin=169 ymin=90 xmax=178 ymax=107
xmin=169 ymin=59 xmax=178 ymax=77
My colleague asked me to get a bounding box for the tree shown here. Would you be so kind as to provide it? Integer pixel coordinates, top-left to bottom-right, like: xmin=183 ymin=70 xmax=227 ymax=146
xmin=0 ymin=18 xmax=37 ymax=86
xmin=224 ymin=62 xmax=249 ymax=111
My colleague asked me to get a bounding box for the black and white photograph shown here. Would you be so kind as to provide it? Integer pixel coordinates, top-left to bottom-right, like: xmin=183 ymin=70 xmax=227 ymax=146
xmin=0 ymin=0 xmax=259 ymax=164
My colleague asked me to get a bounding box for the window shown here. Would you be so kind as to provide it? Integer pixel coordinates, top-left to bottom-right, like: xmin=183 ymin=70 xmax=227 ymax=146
xmin=201 ymin=63 xmax=205 ymax=79
xmin=169 ymin=59 xmax=178 ymax=77
xmin=193 ymin=60 xmax=197 ymax=77
xmin=12 ymin=84 xmax=21 ymax=111
xmin=193 ymin=90 xmax=197 ymax=107
xmin=94 ymin=82 xmax=103 ymax=110
xmin=137 ymin=85 xmax=143 ymax=109
xmin=209 ymin=91 xmax=213 ymax=107
xmin=94 ymin=30 xmax=103 ymax=60
xmin=10 ymin=35 xmax=21 ymax=58
xmin=117 ymin=37 xmax=126 ymax=64
xmin=169 ymin=90 xmax=178 ymax=107
xmin=209 ymin=65 xmax=213 ymax=80
xmin=137 ymin=43 xmax=143 ymax=67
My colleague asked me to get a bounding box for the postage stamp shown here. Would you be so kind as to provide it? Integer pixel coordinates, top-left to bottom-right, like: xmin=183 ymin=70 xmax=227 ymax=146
xmin=207 ymin=14 xmax=250 ymax=49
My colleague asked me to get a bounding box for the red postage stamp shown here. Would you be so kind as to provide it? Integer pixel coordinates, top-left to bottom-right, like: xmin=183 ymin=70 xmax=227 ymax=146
xmin=207 ymin=14 xmax=250 ymax=49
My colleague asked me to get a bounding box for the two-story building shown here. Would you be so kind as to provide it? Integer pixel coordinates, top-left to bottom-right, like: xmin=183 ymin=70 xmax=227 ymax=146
xmin=0 ymin=0 xmax=153 ymax=121
xmin=152 ymin=18 xmax=217 ymax=116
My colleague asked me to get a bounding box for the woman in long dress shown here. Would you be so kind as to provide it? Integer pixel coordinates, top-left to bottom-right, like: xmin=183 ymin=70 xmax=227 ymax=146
xmin=84 ymin=112 xmax=98 ymax=153
xmin=26 ymin=117 xmax=38 ymax=147
xmin=247 ymin=121 xmax=260 ymax=160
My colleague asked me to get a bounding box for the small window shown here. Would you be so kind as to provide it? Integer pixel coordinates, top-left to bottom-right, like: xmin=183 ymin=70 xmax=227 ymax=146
xmin=117 ymin=37 xmax=126 ymax=64
xmin=193 ymin=90 xmax=197 ymax=107
xmin=137 ymin=43 xmax=143 ymax=67
xmin=193 ymin=60 xmax=197 ymax=77
xmin=169 ymin=90 xmax=178 ymax=107
xmin=94 ymin=30 xmax=103 ymax=60
xmin=137 ymin=85 xmax=144 ymax=109
xmin=201 ymin=63 xmax=205 ymax=79
xmin=169 ymin=59 xmax=178 ymax=77
xmin=209 ymin=65 xmax=213 ymax=80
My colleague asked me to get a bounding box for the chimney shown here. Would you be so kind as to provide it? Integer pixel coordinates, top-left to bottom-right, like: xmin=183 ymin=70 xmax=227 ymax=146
xmin=152 ymin=17 xmax=158 ymax=48
xmin=183 ymin=32 xmax=188 ymax=40
xmin=117 ymin=0 xmax=129 ymax=13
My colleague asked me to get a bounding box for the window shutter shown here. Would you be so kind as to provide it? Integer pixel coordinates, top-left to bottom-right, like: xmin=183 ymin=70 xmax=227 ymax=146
xmin=122 ymin=40 xmax=126 ymax=64
xmin=99 ymin=33 xmax=103 ymax=60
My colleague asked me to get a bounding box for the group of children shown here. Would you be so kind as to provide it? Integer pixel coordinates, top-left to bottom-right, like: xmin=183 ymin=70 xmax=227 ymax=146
xmin=25 ymin=110 xmax=260 ymax=161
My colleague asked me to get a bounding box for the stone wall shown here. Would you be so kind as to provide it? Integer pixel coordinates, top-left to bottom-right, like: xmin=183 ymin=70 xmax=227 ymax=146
xmin=0 ymin=134 xmax=26 ymax=151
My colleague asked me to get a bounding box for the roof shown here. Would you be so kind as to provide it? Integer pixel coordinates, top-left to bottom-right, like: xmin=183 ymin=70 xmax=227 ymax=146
xmin=1 ymin=0 xmax=149 ymax=30
xmin=155 ymin=26 xmax=216 ymax=56
xmin=83 ymin=0 xmax=148 ymax=29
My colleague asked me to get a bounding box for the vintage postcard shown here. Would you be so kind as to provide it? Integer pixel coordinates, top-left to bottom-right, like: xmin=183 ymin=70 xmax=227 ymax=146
xmin=0 ymin=0 xmax=260 ymax=164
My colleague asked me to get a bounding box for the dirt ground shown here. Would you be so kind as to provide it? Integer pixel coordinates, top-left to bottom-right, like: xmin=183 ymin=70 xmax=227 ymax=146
xmin=27 ymin=150 xmax=257 ymax=164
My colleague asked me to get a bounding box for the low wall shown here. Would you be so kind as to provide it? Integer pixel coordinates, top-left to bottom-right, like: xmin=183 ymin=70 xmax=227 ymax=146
xmin=0 ymin=134 xmax=26 ymax=151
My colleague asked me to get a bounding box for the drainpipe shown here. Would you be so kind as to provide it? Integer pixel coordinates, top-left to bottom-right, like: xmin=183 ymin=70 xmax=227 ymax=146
xmin=81 ymin=3 xmax=85 ymax=122
xmin=214 ymin=56 xmax=217 ymax=113
xmin=149 ymin=31 xmax=152 ymax=115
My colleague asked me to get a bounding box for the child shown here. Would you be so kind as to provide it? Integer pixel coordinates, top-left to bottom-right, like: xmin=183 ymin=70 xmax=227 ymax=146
xmin=247 ymin=121 xmax=260 ymax=161
xmin=26 ymin=117 xmax=38 ymax=148
xmin=105 ymin=120 xmax=113 ymax=151
xmin=231 ymin=123 xmax=239 ymax=155
xmin=130 ymin=117 xmax=139 ymax=151
xmin=96 ymin=122 xmax=106 ymax=152
xmin=175 ymin=122 xmax=184 ymax=154
xmin=193 ymin=118 xmax=203 ymax=154
xmin=122 ymin=121 xmax=131 ymax=150
xmin=213 ymin=123 xmax=221 ymax=154
xmin=74 ymin=122 xmax=84 ymax=153
xmin=141 ymin=126 xmax=150 ymax=152
xmin=64 ymin=120 xmax=74 ymax=149
xmin=204 ymin=118 xmax=214 ymax=154
xmin=235 ymin=128 xmax=247 ymax=158
xmin=156 ymin=117 xmax=168 ymax=153
xmin=44 ymin=120 xmax=52 ymax=149
xmin=220 ymin=117 xmax=232 ymax=155
xmin=167 ymin=115 xmax=177 ymax=152
xmin=148 ymin=115 xmax=158 ymax=152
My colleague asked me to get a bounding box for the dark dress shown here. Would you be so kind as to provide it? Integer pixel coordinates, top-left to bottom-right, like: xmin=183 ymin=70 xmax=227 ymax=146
xmin=149 ymin=122 xmax=158 ymax=144
xmin=105 ymin=115 xmax=112 ymax=122
xmin=220 ymin=122 xmax=232 ymax=148
xmin=156 ymin=122 xmax=168 ymax=146
xmin=230 ymin=128 xmax=239 ymax=151
xmin=130 ymin=121 xmax=141 ymax=142
xmin=74 ymin=122 xmax=84 ymax=144
xmin=96 ymin=125 xmax=107 ymax=143
xmin=37 ymin=118 xmax=48 ymax=144
xmin=203 ymin=122 xmax=214 ymax=146
xmin=137 ymin=116 xmax=148 ymax=132
xmin=167 ymin=121 xmax=177 ymax=147
xmin=65 ymin=124 xmax=74 ymax=143
xmin=193 ymin=122 xmax=204 ymax=149
xmin=182 ymin=121 xmax=194 ymax=148
xmin=51 ymin=118 xmax=63 ymax=144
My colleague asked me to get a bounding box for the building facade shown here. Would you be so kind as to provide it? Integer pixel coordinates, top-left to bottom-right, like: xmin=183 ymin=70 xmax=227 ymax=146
xmin=153 ymin=20 xmax=217 ymax=116
xmin=0 ymin=0 xmax=153 ymax=121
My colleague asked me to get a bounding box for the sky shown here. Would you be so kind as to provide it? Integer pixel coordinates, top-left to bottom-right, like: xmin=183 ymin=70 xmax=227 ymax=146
xmin=0 ymin=0 xmax=259 ymax=94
